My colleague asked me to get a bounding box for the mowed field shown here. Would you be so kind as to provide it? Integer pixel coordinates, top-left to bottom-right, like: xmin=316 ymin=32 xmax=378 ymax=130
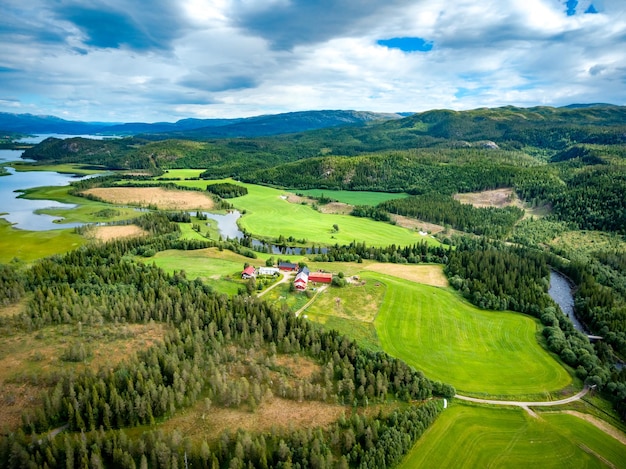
xmin=399 ymin=403 xmax=626 ymax=469
xmin=372 ymin=273 xmax=572 ymax=396
xmin=129 ymin=173 xmax=438 ymax=248
xmin=140 ymin=248 xmax=255 ymax=296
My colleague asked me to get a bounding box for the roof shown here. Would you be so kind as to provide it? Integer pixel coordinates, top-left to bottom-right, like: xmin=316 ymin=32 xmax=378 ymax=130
xmin=242 ymin=266 xmax=256 ymax=276
xmin=278 ymin=262 xmax=298 ymax=270
xmin=309 ymin=272 xmax=332 ymax=280
xmin=299 ymin=266 xmax=310 ymax=275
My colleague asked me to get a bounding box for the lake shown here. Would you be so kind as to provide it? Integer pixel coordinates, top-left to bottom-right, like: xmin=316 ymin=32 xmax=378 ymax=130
xmin=17 ymin=134 xmax=117 ymax=144
xmin=0 ymin=153 xmax=86 ymax=230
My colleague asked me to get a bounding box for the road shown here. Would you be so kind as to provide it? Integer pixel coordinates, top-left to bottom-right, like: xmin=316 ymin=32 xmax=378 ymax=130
xmin=455 ymin=386 xmax=589 ymax=407
xmin=295 ymin=285 xmax=328 ymax=317
xmin=257 ymin=271 xmax=292 ymax=297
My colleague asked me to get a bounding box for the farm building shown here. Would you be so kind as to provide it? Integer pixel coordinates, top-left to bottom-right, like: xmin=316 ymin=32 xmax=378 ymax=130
xmin=309 ymin=272 xmax=333 ymax=283
xmin=294 ymin=271 xmax=308 ymax=291
xmin=259 ymin=266 xmax=280 ymax=276
xmin=278 ymin=262 xmax=298 ymax=271
xmin=241 ymin=266 xmax=256 ymax=279
xmin=299 ymin=266 xmax=310 ymax=275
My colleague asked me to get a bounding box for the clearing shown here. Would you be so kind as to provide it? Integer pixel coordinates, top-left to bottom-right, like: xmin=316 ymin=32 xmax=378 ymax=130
xmin=0 ymin=322 xmax=167 ymax=432
xmin=82 ymin=187 xmax=215 ymax=210
xmin=87 ymin=224 xmax=148 ymax=241
xmin=364 ymin=263 xmax=449 ymax=287
xmin=454 ymin=188 xmax=522 ymax=208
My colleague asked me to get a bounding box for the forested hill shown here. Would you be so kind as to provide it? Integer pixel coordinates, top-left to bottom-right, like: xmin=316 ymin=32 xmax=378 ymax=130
xmin=21 ymin=105 xmax=626 ymax=173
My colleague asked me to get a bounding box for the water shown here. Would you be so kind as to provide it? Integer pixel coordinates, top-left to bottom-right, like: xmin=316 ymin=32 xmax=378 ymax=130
xmin=0 ymin=149 xmax=32 ymax=163
xmin=198 ymin=210 xmax=327 ymax=255
xmin=0 ymin=167 xmax=85 ymax=230
xmin=548 ymin=270 xmax=586 ymax=332
xmin=16 ymin=134 xmax=116 ymax=144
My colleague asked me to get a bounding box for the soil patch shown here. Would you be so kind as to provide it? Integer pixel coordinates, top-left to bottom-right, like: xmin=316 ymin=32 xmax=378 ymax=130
xmin=163 ymin=397 xmax=345 ymax=442
xmin=454 ymin=188 xmax=522 ymax=209
xmin=390 ymin=215 xmax=445 ymax=234
xmin=274 ymin=354 xmax=321 ymax=380
xmin=82 ymin=187 xmax=215 ymax=210
xmin=88 ymin=225 xmax=148 ymax=242
xmin=317 ymin=202 xmax=353 ymax=215
xmin=364 ymin=264 xmax=449 ymax=287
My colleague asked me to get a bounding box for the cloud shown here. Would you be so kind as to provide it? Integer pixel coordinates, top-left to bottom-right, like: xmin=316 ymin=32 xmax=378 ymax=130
xmin=0 ymin=0 xmax=624 ymax=121
xmin=229 ymin=0 xmax=413 ymax=50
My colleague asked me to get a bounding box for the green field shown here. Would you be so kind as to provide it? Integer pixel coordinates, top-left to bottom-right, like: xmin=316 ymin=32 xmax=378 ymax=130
xmin=0 ymin=219 xmax=85 ymax=263
xmin=372 ymin=273 xmax=572 ymax=396
xmin=295 ymin=189 xmax=409 ymax=206
xmin=140 ymin=248 xmax=257 ymax=296
xmin=129 ymin=174 xmax=439 ymax=248
xmin=399 ymin=403 xmax=626 ymax=469
xmin=11 ymin=162 xmax=107 ymax=175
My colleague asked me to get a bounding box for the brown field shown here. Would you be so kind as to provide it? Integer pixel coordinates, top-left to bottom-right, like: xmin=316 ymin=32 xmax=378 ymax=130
xmin=364 ymin=263 xmax=449 ymax=287
xmin=160 ymin=397 xmax=345 ymax=442
xmin=454 ymin=188 xmax=523 ymax=209
xmin=82 ymin=187 xmax=216 ymax=210
xmin=0 ymin=323 xmax=167 ymax=433
xmin=0 ymin=298 xmax=27 ymax=318
xmin=274 ymin=354 xmax=321 ymax=380
xmin=88 ymin=225 xmax=148 ymax=241
xmin=317 ymin=202 xmax=353 ymax=215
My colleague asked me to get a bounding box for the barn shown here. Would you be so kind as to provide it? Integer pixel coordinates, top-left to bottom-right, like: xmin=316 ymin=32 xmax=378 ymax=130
xmin=278 ymin=262 xmax=298 ymax=271
xmin=309 ymin=272 xmax=333 ymax=284
xmin=294 ymin=271 xmax=308 ymax=291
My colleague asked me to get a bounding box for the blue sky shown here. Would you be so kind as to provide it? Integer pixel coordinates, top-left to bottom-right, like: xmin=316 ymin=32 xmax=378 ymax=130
xmin=0 ymin=0 xmax=624 ymax=122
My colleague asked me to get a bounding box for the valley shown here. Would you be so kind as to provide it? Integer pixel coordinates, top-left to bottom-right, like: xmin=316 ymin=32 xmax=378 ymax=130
xmin=1 ymin=106 xmax=626 ymax=468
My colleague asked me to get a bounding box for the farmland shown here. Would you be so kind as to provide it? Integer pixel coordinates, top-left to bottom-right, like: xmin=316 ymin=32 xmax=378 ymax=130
xmin=398 ymin=403 xmax=626 ymax=469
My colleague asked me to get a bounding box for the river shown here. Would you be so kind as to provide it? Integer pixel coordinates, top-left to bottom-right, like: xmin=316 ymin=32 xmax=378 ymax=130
xmin=199 ymin=211 xmax=327 ymax=255
xmin=548 ymin=270 xmax=586 ymax=332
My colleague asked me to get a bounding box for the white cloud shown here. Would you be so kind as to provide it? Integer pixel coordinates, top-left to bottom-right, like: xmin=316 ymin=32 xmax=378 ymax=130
xmin=0 ymin=0 xmax=624 ymax=121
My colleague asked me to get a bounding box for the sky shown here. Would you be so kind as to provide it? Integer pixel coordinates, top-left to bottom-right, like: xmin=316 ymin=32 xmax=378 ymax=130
xmin=0 ymin=0 xmax=625 ymax=122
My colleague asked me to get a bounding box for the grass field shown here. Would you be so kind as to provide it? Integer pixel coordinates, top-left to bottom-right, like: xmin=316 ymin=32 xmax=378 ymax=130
xmin=128 ymin=174 xmax=439 ymax=248
xmin=399 ymin=403 xmax=626 ymax=469
xmin=294 ymin=189 xmax=409 ymax=206
xmin=0 ymin=219 xmax=85 ymax=263
xmin=372 ymin=272 xmax=572 ymax=396
xmin=11 ymin=162 xmax=107 ymax=175
xmin=140 ymin=248 xmax=255 ymax=296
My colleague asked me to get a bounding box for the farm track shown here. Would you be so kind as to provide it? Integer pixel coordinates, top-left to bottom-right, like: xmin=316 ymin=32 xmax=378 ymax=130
xmin=454 ymin=386 xmax=589 ymax=407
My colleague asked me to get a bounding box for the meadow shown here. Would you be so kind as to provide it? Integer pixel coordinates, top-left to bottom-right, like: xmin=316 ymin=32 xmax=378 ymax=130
xmin=127 ymin=172 xmax=440 ymax=248
xmin=371 ymin=272 xmax=572 ymax=397
xmin=0 ymin=219 xmax=84 ymax=263
xmin=141 ymin=248 xmax=262 ymax=296
xmin=398 ymin=403 xmax=626 ymax=469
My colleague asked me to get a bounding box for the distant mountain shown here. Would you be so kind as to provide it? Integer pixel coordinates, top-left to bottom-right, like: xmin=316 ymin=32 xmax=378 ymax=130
xmin=0 ymin=112 xmax=115 ymax=134
xmin=137 ymin=110 xmax=404 ymax=139
xmin=0 ymin=110 xmax=403 ymax=138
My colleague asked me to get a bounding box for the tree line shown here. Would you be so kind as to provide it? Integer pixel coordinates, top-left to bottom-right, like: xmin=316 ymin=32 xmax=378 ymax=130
xmin=0 ymin=235 xmax=451 ymax=467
